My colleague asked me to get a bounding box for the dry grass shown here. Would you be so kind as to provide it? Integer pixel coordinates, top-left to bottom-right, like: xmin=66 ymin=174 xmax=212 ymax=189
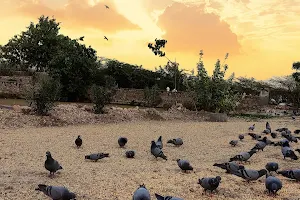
xmin=1 ymin=119 xmax=300 ymax=199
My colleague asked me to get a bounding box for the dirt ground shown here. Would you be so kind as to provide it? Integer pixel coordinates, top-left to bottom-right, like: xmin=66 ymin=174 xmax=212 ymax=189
xmin=1 ymin=119 xmax=300 ymax=200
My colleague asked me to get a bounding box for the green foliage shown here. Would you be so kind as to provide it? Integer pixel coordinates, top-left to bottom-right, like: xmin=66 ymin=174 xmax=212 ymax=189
xmin=90 ymin=84 xmax=114 ymax=114
xmin=292 ymin=62 xmax=300 ymax=82
xmin=0 ymin=15 xmax=97 ymax=102
xmin=189 ymin=50 xmax=239 ymax=113
xmin=26 ymin=73 xmax=60 ymax=115
xmin=144 ymin=84 xmax=162 ymax=107
xmin=90 ymin=78 xmax=117 ymax=114
xmin=148 ymin=39 xmax=167 ymax=57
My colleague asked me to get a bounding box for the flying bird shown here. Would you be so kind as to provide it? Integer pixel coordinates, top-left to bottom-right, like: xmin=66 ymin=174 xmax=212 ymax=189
xmin=104 ymin=36 xmax=108 ymax=41
xmin=105 ymin=5 xmax=109 ymax=9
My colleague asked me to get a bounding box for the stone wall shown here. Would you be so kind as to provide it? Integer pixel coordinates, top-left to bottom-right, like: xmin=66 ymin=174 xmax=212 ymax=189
xmin=0 ymin=75 xmax=268 ymax=111
xmin=0 ymin=76 xmax=32 ymax=98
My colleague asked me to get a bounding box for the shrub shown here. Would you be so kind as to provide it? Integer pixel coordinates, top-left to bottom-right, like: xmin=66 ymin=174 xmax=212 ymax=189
xmin=182 ymin=100 xmax=196 ymax=111
xmin=90 ymin=84 xmax=115 ymax=114
xmin=162 ymin=102 xmax=173 ymax=110
xmin=26 ymin=74 xmax=60 ymax=115
xmin=144 ymin=84 xmax=162 ymax=107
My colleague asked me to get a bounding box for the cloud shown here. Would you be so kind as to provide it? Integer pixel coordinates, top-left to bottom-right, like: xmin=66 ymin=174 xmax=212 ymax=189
xmin=17 ymin=0 xmax=140 ymax=33
xmin=156 ymin=2 xmax=241 ymax=58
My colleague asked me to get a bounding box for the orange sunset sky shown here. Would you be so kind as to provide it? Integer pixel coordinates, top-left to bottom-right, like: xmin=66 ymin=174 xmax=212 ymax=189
xmin=0 ymin=0 xmax=300 ymax=80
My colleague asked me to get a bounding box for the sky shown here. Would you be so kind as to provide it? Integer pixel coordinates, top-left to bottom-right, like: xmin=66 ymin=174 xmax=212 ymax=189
xmin=1 ymin=0 xmax=300 ymax=80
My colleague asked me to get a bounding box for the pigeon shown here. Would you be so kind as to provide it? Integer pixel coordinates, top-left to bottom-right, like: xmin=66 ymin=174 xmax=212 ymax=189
xmin=118 ymin=137 xmax=128 ymax=148
xmin=274 ymin=138 xmax=289 ymax=146
xmin=229 ymin=140 xmax=238 ymax=147
xmin=276 ymin=128 xmax=288 ymax=132
xmin=229 ymin=150 xmax=257 ymax=162
xmin=248 ymin=124 xmax=255 ymax=131
xmin=281 ymin=141 xmax=298 ymax=160
xmin=265 ymin=174 xmax=282 ymax=196
xmin=238 ymin=134 xmax=244 ymax=141
xmin=177 ymin=159 xmax=193 ymax=172
xmin=105 ymin=5 xmax=109 ymax=9
xmin=265 ymin=162 xmax=279 ymax=173
xmin=44 ymin=151 xmax=63 ymax=177
xmin=248 ymin=133 xmax=261 ymax=140
xmin=156 ymin=136 xmax=163 ymax=149
xmin=271 ymin=132 xmax=277 ymax=138
xmin=197 ymin=176 xmax=221 ymax=196
xmin=78 ymin=36 xmax=84 ymax=41
xmin=133 ymin=184 xmax=151 ymax=200
xmin=251 ymin=137 xmax=267 ymax=151
xmin=35 ymin=184 xmax=76 ymax=200
xmin=266 ymin=122 xmax=271 ymax=132
xmin=233 ymin=168 xmax=267 ymax=182
xmin=104 ymin=36 xmax=108 ymax=41
xmin=213 ymin=162 xmax=244 ymax=174
xmin=167 ymin=138 xmax=183 ymax=146
xmin=294 ymin=129 xmax=300 ymax=134
xmin=75 ymin=135 xmax=82 ymax=148
xmin=125 ymin=150 xmax=135 ymax=158
xmin=262 ymin=129 xmax=271 ymax=134
xmin=278 ymin=169 xmax=300 ymax=181
xmin=151 ymin=140 xmax=167 ymax=160
xmin=155 ymin=193 xmax=183 ymax=200
xmin=85 ymin=153 xmax=109 ymax=162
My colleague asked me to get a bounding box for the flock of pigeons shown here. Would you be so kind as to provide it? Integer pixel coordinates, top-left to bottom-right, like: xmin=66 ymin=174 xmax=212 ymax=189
xmin=35 ymin=121 xmax=300 ymax=199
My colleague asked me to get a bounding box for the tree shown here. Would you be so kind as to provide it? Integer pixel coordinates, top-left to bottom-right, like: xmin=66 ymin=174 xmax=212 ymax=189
xmin=48 ymin=35 xmax=97 ymax=101
xmin=190 ymin=50 xmax=238 ymax=113
xmin=0 ymin=15 xmax=98 ymax=101
xmin=0 ymin=15 xmax=61 ymax=72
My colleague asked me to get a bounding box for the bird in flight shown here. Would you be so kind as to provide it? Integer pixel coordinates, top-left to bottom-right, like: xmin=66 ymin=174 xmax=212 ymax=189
xmin=104 ymin=36 xmax=108 ymax=41
xmin=105 ymin=5 xmax=109 ymax=9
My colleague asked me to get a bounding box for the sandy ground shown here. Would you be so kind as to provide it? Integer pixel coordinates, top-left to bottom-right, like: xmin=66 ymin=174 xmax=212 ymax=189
xmin=1 ymin=119 xmax=300 ymax=200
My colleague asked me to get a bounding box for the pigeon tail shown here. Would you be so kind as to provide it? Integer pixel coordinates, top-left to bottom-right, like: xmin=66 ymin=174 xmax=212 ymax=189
xmin=213 ymin=163 xmax=226 ymax=169
xmin=155 ymin=193 xmax=165 ymax=200
xmin=167 ymin=139 xmax=174 ymax=144
xmin=85 ymin=155 xmax=91 ymax=159
xmin=277 ymin=170 xmax=288 ymax=176
xmin=102 ymin=153 xmax=109 ymax=158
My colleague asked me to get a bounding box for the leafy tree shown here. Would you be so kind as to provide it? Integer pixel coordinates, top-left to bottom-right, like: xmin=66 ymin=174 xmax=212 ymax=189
xmin=0 ymin=15 xmax=98 ymax=101
xmin=292 ymin=61 xmax=300 ymax=82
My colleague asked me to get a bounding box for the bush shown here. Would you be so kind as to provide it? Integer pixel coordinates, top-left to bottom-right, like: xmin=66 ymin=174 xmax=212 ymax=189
xmin=162 ymin=102 xmax=173 ymax=110
xmin=182 ymin=100 xmax=196 ymax=111
xmin=144 ymin=84 xmax=162 ymax=107
xmin=90 ymin=84 xmax=115 ymax=114
xmin=26 ymin=74 xmax=60 ymax=115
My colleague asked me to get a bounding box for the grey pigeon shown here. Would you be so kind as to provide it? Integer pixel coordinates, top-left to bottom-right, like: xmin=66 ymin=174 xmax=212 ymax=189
xmin=213 ymin=162 xmax=244 ymax=174
xmin=155 ymin=193 xmax=183 ymax=200
xmin=281 ymin=141 xmax=298 ymax=160
xmin=125 ymin=150 xmax=135 ymax=158
xmin=265 ymin=174 xmax=282 ymax=196
xmin=233 ymin=168 xmax=267 ymax=182
xmin=35 ymin=184 xmax=76 ymax=200
xmin=151 ymin=141 xmax=167 ymax=160
xmin=251 ymin=137 xmax=267 ymax=151
xmin=85 ymin=153 xmax=109 ymax=161
xmin=229 ymin=150 xmax=257 ymax=162
xmin=238 ymin=134 xmax=244 ymax=141
xmin=133 ymin=184 xmax=151 ymax=200
xmin=274 ymin=138 xmax=289 ymax=146
xmin=278 ymin=169 xmax=300 ymax=181
xmin=156 ymin=136 xmax=163 ymax=149
xmin=276 ymin=128 xmax=288 ymax=132
xmin=177 ymin=159 xmax=193 ymax=172
xmin=294 ymin=129 xmax=300 ymax=134
xmin=75 ymin=135 xmax=82 ymax=148
xmin=229 ymin=140 xmax=238 ymax=147
xmin=44 ymin=151 xmax=63 ymax=177
xmin=265 ymin=162 xmax=279 ymax=173
xmin=197 ymin=176 xmax=221 ymax=196
xmin=118 ymin=137 xmax=128 ymax=148
xmin=263 ymin=129 xmax=271 ymax=134
xmin=271 ymin=132 xmax=277 ymax=138
xmin=167 ymin=138 xmax=183 ymax=146
xmin=248 ymin=133 xmax=261 ymax=140
xmin=248 ymin=124 xmax=255 ymax=131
